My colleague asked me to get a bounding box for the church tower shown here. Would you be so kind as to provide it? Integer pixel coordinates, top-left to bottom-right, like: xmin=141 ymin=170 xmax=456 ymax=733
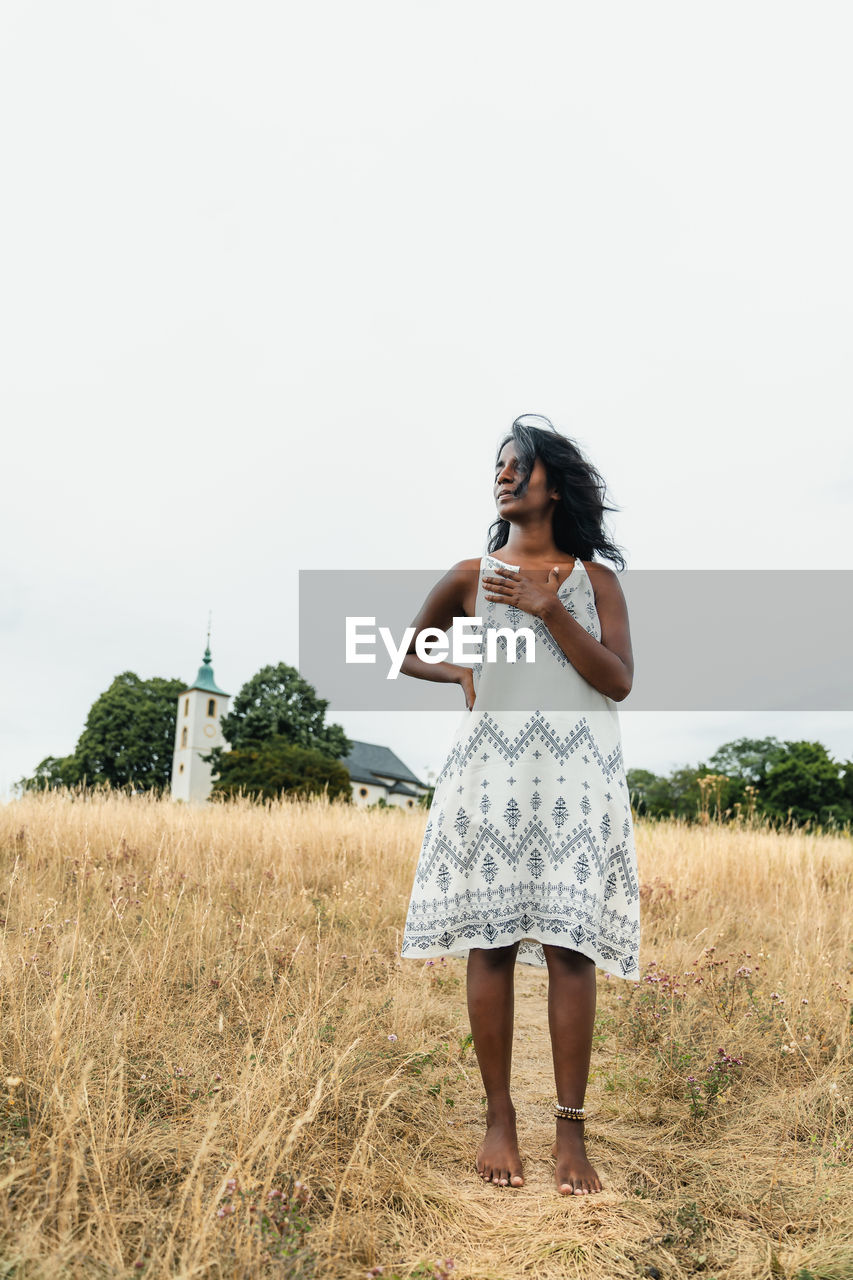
xmin=170 ymin=640 xmax=230 ymax=804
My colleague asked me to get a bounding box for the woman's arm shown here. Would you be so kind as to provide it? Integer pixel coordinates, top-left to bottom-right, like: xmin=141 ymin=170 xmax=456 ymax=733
xmin=538 ymin=564 xmax=634 ymax=701
xmin=398 ymin=559 xmax=479 ymax=704
xmin=482 ymin=561 xmax=633 ymax=701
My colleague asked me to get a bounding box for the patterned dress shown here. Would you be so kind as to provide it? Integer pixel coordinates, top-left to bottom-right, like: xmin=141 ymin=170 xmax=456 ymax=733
xmin=401 ymin=551 xmax=641 ymax=977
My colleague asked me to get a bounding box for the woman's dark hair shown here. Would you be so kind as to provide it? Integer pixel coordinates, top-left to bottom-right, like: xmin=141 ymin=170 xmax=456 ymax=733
xmin=487 ymin=415 xmax=627 ymax=571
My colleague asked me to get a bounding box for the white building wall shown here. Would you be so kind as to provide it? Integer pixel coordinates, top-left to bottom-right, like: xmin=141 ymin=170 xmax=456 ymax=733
xmin=349 ymin=778 xmax=428 ymax=809
xmin=371 ymin=773 xmax=428 ymax=810
xmin=386 ymin=792 xmax=424 ymax=810
xmin=350 ymin=780 xmax=387 ymax=807
xmin=170 ymin=688 xmax=230 ymax=804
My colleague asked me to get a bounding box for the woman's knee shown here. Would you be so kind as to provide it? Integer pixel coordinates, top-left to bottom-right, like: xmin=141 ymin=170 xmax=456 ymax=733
xmin=468 ymin=941 xmax=519 ymax=968
xmin=542 ymin=944 xmax=595 ymax=970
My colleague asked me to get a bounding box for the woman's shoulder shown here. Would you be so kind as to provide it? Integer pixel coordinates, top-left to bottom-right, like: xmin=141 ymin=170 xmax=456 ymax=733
xmin=584 ymin=559 xmax=618 ymax=581
xmin=584 ymin=560 xmax=628 ymax=608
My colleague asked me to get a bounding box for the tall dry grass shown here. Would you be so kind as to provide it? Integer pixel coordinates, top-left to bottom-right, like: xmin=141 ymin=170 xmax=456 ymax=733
xmin=0 ymin=791 xmax=851 ymax=1279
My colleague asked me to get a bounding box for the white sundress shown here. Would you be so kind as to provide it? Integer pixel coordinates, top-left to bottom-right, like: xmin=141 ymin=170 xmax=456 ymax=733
xmin=400 ymin=552 xmax=641 ymax=978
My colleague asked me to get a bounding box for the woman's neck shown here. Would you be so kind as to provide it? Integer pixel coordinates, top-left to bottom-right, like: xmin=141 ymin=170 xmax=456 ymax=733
xmin=500 ymin=535 xmax=564 ymax=564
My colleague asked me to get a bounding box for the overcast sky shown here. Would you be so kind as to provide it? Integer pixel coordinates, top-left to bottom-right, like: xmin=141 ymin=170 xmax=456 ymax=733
xmin=2 ymin=2 xmax=851 ymax=799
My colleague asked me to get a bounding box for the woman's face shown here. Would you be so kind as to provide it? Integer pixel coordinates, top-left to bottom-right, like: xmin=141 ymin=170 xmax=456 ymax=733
xmin=494 ymin=443 xmax=557 ymax=517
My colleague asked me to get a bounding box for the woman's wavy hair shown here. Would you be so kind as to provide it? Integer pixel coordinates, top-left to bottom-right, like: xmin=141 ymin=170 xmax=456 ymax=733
xmin=487 ymin=414 xmax=627 ymax=571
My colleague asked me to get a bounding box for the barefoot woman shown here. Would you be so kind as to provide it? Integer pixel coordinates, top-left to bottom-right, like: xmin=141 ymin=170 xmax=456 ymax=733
xmin=400 ymin=414 xmax=639 ymax=1196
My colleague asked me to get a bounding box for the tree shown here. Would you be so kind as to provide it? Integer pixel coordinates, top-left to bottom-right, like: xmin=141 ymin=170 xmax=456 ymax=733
xmin=706 ymin=737 xmax=787 ymax=784
xmin=625 ymin=768 xmax=661 ymax=817
xmin=206 ymin=662 xmax=350 ymax=770
xmin=210 ymin=737 xmax=353 ymax=803
xmin=840 ymin=759 xmax=853 ymax=809
xmin=18 ymin=754 xmax=80 ymax=792
xmin=18 ymin=671 xmax=185 ymax=793
xmin=760 ymin=740 xmax=846 ymax=828
xmin=73 ymin=672 xmax=184 ymax=790
xmin=666 ymin=765 xmax=706 ymax=820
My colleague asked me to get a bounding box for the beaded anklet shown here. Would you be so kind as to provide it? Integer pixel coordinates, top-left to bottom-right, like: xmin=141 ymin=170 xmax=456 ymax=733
xmin=554 ymin=1102 xmax=586 ymax=1121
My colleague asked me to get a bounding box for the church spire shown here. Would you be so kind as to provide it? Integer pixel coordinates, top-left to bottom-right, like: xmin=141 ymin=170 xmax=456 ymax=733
xmin=186 ymin=617 xmax=228 ymax=696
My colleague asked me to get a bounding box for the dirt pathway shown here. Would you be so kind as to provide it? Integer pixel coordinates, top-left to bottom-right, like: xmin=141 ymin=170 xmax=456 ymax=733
xmin=382 ymin=962 xmax=659 ymax=1277
xmin=447 ymin=961 xmax=619 ymax=1204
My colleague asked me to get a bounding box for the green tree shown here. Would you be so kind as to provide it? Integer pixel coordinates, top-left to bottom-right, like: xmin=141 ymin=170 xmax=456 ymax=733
xmin=18 ymin=753 xmax=80 ymax=791
xmin=699 ymin=737 xmax=792 ymax=822
xmin=760 ymin=740 xmax=846 ymax=827
xmin=18 ymin=671 xmax=184 ymax=793
xmin=208 ymin=662 xmax=350 ymax=763
xmin=75 ymin=672 xmax=184 ymax=791
xmin=840 ymin=759 xmax=853 ymax=809
xmin=210 ymin=736 xmax=353 ymax=803
xmin=625 ymin=767 xmax=662 ymax=817
xmin=667 ymin=764 xmax=706 ymax=820
xmin=706 ymin=736 xmax=787 ymax=784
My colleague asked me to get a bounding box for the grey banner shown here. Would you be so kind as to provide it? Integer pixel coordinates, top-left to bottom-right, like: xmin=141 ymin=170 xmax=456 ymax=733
xmin=298 ymin=568 xmax=853 ymax=711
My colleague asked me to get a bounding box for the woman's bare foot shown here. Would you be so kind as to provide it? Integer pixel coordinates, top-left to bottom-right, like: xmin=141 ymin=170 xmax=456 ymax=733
xmin=551 ymin=1121 xmax=602 ymax=1195
xmin=476 ymin=1106 xmax=524 ymax=1187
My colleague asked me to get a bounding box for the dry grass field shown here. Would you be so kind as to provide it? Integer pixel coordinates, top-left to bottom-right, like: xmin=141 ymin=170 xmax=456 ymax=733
xmin=0 ymin=792 xmax=851 ymax=1279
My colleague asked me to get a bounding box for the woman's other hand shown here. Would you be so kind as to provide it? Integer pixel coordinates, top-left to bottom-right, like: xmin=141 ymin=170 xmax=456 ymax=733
xmin=457 ymin=667 xmax=477 ymax=710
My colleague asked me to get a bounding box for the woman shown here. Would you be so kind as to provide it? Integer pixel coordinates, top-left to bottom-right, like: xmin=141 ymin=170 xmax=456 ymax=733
xmin=400 ymin=414 xmax=639 ymax=1197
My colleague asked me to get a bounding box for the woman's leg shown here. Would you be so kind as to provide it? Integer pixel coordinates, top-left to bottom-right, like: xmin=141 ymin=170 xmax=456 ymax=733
xmin=466 ymin=941 xmax=524 ymax=1187
xmin=542 ymin=944 xmax=603 ymax=1195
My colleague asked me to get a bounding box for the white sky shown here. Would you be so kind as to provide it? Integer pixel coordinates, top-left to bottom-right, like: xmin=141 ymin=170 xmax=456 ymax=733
xmin=2 ymin=2 xmax=851 ymax=798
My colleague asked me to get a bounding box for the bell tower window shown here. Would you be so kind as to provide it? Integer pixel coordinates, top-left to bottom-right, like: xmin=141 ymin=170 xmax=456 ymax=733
xmin=207 ymin=698 xmax=216 ymax=717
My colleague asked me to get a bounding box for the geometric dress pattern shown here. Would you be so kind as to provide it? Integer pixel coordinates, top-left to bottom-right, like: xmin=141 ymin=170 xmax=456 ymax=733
xmin=401 ymin=552 xmax=641 ymax=978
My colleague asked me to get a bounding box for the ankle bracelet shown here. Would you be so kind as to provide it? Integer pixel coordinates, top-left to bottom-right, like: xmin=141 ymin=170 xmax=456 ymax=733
xmin=554 ymin=1102 xmax=586 ymax=1121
